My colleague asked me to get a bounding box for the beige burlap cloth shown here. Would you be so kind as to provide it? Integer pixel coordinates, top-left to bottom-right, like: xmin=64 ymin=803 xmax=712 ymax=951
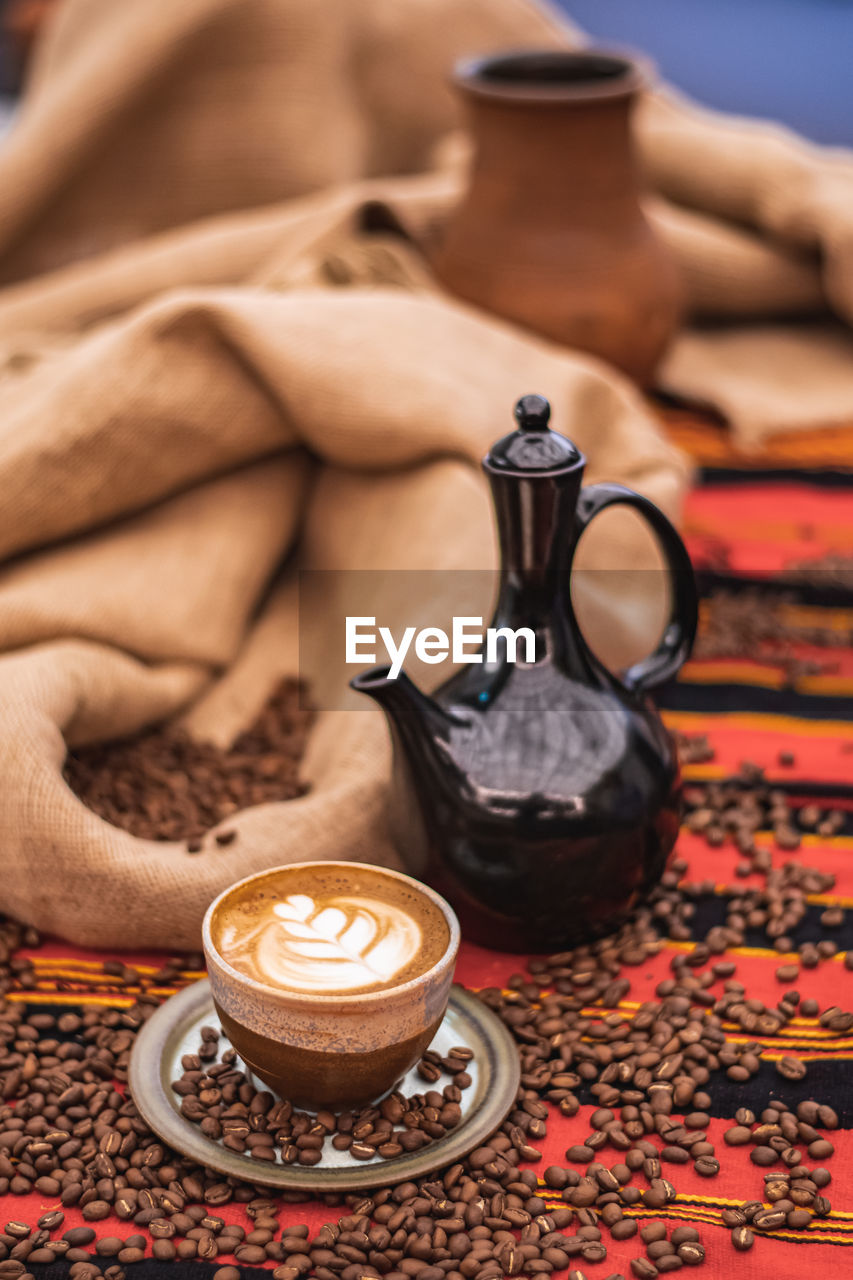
xmin=0 ymin=0 xmax=850 ymax=946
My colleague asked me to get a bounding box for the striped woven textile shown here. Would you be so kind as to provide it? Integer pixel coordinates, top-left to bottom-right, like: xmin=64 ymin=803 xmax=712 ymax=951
xmin=2 ymin=409 xmax=853 ymax=1279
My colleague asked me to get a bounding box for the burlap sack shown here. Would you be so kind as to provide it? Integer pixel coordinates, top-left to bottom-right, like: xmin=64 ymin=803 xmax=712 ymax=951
xmin=0 ymin=0 xmax=850 ymax=947
xmin=637 ymin=89 xmax=853 ymax=442
xmin=0 ymin=271 xmax=689 ymax=947
xmin=2 ymin=0 xmax=853 ymax=445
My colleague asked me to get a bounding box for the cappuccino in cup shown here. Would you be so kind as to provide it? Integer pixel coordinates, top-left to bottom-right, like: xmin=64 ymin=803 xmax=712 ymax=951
xmin=203 ymin=862 xmax=459 ymax=1109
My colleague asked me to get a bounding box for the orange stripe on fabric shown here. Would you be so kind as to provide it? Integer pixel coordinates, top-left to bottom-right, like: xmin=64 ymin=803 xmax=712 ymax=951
xmin=664 ymin=709 xmax=853 ymax=737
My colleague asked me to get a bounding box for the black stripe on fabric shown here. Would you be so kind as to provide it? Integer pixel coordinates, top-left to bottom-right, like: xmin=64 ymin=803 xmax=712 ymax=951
xmin=695 ymin=569 xmax=853 ymax=607
xmin=576 ymin=1055 xmax=853 ymax=1124
xmin=687 ymin=894 xmax=853 ymax=952
xmin=757 ymin=781 xmax=853 ymax=805
xmin=658 ymin=678 xmax=853 ymax=721
xmin=696 ymin=466 xmax=853 ymax=490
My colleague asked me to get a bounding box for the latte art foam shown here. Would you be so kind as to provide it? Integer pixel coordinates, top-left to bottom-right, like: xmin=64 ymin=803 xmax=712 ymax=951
xmin=230 ymin=893 xmax=422 ymax=993
xmin=215 ymin=867 xmax=449 ymax=996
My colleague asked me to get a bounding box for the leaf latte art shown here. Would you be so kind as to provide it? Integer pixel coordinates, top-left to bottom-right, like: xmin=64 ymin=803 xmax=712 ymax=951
xmin=223 ymin=893 xmax=424 ymax=993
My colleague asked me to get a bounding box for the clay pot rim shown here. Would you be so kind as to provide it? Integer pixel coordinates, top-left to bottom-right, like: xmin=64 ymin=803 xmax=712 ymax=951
xmin=453 ymin=48 xmax=652 ymax=105
xmin=202 ymin=859 xmax=461 ymax=1008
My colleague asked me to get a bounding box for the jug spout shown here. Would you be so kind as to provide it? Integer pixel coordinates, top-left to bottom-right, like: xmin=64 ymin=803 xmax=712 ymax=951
xmin=350 ymin=667 xmax=452 ymax=738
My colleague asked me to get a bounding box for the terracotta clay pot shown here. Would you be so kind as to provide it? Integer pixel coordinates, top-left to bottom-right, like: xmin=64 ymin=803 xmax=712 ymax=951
xmin=434 ymin=50 xmax=683 ymax=387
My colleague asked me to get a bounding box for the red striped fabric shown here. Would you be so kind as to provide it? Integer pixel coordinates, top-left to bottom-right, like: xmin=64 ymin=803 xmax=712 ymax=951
xmin=4 ymin=411 xmax=853 ymax=1276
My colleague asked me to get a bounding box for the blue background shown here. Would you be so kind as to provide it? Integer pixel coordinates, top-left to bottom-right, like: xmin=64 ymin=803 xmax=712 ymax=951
xmin=555 ymin=0 xmax=853 ymax=145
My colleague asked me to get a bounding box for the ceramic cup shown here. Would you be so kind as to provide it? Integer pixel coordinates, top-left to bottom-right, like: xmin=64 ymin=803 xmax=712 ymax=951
xmin=202 ymin=861 xmax=460 ymax=1109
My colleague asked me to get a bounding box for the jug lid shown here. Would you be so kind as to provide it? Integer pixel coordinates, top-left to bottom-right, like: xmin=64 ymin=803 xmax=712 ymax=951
xmin=483 ymin=395 xmax=585 ymax=476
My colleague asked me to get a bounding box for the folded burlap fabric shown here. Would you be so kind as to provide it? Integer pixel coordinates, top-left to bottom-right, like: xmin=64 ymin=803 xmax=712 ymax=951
xmin=2 ymin=0 xmax=852 ymax=438
xmin=0 ymin=277 xmax=688 ymax=946
xmin=0 ymin=0 xmax=849 ymax=946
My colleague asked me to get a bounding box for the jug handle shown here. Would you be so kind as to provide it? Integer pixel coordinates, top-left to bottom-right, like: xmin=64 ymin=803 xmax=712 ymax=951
xmin=572 ymin=482 xmax=698 ymax=693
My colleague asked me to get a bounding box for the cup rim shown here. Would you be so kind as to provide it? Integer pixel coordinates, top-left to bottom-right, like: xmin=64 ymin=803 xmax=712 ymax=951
xmin=202 ymin=860 xmax=461 ymax=1007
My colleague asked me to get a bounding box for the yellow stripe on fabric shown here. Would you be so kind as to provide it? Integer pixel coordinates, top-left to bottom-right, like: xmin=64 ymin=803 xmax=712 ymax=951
xmin=23 ymin=973 xmax=148 ymax=987
xmin=4 ymin=993 xmax=142 ymax=1003
xmin=570 ymin=1006 xmax=852 ymax=1046
xmin=545 ymin=1195 xmax=853 ymax=1240
xmin=661 ymin=938 xmax=853 ymax=961
xmin=751 ymin=833 xmax=853 ymax=853
xmin=723 ymin=1037 xmax=853 ymax=1052
xmin=661 ymin=939 xmax=787 ymax=960
xmin=781 ymin=603 xmax=853 ymax=630
xmin=540 ymin=1197 xmax=723 ymax=1226
xmin=28 ymin=958 xmax=206 ymax=978
xmin=534 ymin=997 xmax=847 ymax=1040
xmin=758 ymin=1051 xmax=853 ymax=1061
xmin=14 ymin=979 xmax=181 ymax=994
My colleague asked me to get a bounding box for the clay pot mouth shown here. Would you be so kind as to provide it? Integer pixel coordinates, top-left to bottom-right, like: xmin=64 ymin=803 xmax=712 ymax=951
xmin=455 ymin=49 xmax=649 ymax=103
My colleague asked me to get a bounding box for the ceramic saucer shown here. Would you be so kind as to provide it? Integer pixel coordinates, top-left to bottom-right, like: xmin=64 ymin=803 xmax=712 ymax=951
xmin=129 ymin=979 xmax=520 ymax=1191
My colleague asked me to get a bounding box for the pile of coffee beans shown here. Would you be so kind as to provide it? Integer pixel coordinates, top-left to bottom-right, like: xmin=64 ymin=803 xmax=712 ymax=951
xmin=3 ymin=733 xmax=852 ymax=1278
xmin=635 ymin=1223 xmax=704 ymax=1273
xmin=174 ymin=1031 xmax=472 ymax=1166
xmin=679 ymin=757 xmax=849 ymax=977
xmin=720 ymin=1157 xmax=832 ymax=1240
xmin=786 ymin=552 xmax=853 ymax=590
xmin=63 ymin=678 xmax=313 ymax=845
xmin=0 ymin=883 xmax=848 ymax=1280
xmin=693 ymin=588 xmax=851 ymax=683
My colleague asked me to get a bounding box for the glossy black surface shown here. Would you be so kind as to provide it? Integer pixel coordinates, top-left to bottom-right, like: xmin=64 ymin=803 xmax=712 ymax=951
xmin=352 ymin=396 xmax=698 ymax=951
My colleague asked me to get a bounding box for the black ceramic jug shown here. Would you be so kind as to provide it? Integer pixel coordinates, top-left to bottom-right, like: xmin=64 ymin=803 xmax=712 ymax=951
xmin=352 ymin=395 xmax=698 ymax=952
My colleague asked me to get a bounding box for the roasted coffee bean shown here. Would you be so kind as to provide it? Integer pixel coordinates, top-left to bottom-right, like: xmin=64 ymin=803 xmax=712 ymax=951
xmin=94 ymin=1239 xmax=124 ymax=1258
xmin=631 ymin=1261 xmax=659 ymax=1279
xmin=787 ymin=1210 xmax=811 ymax=1230
xmin=34 ymin=1213 xmax=62 ymax=1233
xmin=647 ymin=1242 xmax=675 ymax=1261
xmin=610 ymin=1220 xmax=638 ymax=1241
xmin=81 ymin=1201 xmax=111 ymax=1222
xmin=235 ymin=1245 xmax=268 ymax=1264
xmin=753 ymin=1209 xmax=786 ymax=1231
xmin=668 ymin=1228 xmax=698 ymax=1248
xmin=566 ymin=1145 xmax=594 ymax=1163
xmin=63 ymin=1230 xmax=96 ymax=1247
xmin=732 ymin=1226 xmax=754 ymax=1251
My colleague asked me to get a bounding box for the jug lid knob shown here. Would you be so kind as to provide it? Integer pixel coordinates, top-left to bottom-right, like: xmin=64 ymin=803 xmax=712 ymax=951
xmin=514 ymin=393 xmax=551 ymax=431
xmin=484 ymin=394 xmax=584 ymax=475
